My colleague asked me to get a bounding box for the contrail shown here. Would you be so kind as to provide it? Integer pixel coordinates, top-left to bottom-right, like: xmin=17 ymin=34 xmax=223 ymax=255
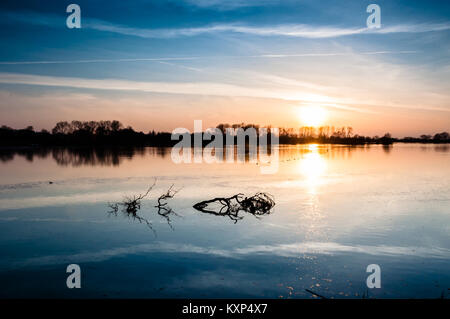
xmin=0 ymin=51 xmax=418 ymax=65
xmin=0 ymin=57 xmax=201 ymax=65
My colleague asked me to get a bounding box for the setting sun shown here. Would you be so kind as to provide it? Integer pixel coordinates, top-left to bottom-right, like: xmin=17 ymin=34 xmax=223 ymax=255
xmin=298 ymin=106 xmax=327 ymax=127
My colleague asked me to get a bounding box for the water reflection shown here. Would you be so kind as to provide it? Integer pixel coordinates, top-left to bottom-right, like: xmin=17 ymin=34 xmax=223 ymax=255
xmin=0 ymin=147 xmax=169 ymax=166
xmin=382 ymin=144 xmax=393 ymax=154
xmin=0 ymin=144 xmax=448 ymax=168
xmin=0 ymin=143 xmax=449 ymax=298
xmin=434 ymin=145 xmax=449 ymax=152
xmin=295 ymin=145 xmax=327 ymax=241
xmin=298 ymin=144 xmax=327 ymax=195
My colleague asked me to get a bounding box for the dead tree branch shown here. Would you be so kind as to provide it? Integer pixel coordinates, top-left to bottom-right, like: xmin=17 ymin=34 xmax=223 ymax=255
xmin=107 ymin=179 xmax=157 ymax=233
xmin=156 ymin=184 xmax=181 ymax=206
xmin=305 ymin=289 xmax=328 ymax=299
xmin=155 ymin=184 xmax=182 ymax=229
xmin=193 ymin=192 xmax=275 ymax=223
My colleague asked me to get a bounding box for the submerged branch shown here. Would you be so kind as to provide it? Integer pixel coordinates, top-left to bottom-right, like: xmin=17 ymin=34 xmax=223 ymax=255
xmin=155 ymin=184 xmax=182 ymax=229
xmin=120 ymin=179 xmax=157 ymax=215
xmin=305 ymin=289 xmax=328 ymax=299
xmin=156 ymin=184 xmax=181 ymax=207
xmin=193 ymin=192 xmax=275 ymax=223
xmin=107 ymin=180 xmax=180 ymax=232
xmin=108 ymin=200 xmax=155 ymax=235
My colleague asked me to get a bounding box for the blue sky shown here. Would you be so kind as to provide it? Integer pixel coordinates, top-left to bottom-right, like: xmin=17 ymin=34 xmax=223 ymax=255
xmin=0 ymin=0 xmax=449 ymax=136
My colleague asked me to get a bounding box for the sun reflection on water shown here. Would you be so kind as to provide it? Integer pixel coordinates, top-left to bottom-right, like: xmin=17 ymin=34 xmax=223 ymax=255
xmin=298 ymin=144 xmax=327 ymax=194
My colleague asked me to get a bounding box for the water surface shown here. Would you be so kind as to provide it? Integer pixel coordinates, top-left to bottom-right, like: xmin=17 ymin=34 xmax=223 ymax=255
xmin=0 ymin=144 xmax=449 ymax=298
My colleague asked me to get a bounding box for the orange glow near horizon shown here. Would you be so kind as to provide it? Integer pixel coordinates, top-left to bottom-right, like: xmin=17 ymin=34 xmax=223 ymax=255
xmin=297 ymin=105 xmax=327 ymax=127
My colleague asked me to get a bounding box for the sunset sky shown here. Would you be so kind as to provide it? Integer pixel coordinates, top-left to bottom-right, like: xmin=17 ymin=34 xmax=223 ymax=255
xmin=0 ymin=0 xmax=449 ymax=137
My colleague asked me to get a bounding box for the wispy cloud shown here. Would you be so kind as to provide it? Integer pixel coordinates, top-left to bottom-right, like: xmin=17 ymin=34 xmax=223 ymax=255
xmin=85 ymin=21 xmax=450 ymax=39
xmin=0 ymin=72 xmax=292 ymax=99
xmin=182 ymin=0 xmax=277 ymax=10
xmin=0 ymin=72 xmax=376 ymax=115
xmin=1 ymin=72 xmax=447 ymax=114
xmin=84 ymin=20 xmax=368 ymax=38
xmin=378 ymin=23 xmax=450 ymax=34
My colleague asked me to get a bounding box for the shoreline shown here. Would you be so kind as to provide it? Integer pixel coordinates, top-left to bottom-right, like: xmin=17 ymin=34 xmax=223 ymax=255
xmin=0 ymin=141 xmax=449 ymax=151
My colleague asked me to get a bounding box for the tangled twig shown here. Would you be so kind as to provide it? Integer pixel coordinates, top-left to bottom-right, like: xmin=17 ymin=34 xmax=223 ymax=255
xmin=155 ymin=184 xmax=182 ymax=229
xmin=193 ymin=192 xmax=275 ymax=223
xmin=156 ymin=184 xmax=181 ymax=207
xmin=107 ymin=180 xmax=181 ymax=232
xmin=107 ymin=180 xmax=157 ymax=233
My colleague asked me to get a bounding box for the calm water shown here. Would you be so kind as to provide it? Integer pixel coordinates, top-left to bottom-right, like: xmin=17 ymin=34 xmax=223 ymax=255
xmin=0 ymin=144 xmax=449 ymax=298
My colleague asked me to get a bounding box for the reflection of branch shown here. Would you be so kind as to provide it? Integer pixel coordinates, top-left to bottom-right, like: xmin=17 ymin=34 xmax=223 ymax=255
xmin=193 ymin=192 xmax=275 ymax=223
xmin=107 ymin=180 xmax=181 ymax=233
xmin=156 ymin=184 xmax=181 ymax=206
xmin=155 ymin=184 xmax=182 ymax=230
xmin=108 ymin=201 xmax=155 ymax=235
xmin=107 ymin=179 xmax=157 ymax=234
xmin=156 ymin=205 xmax=180 ymax=230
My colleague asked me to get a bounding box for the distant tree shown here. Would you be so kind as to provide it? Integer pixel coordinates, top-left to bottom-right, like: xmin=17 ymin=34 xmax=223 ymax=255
xmin=420 ymin=134 xmax=432 ymax=140
xmin=95 ymin=121 xmax=112 ymax=135
xmin=346 ymin=127 xmax=353 ymax=138
xmin=52 ymin=121 xmax=72 ymax=134
xmin=331 ymin=127 xmax=345 ymax=138
xmin=71 ymin=121 xmax=83 ymax=131
xmin=111 ymin=120 xmax=123 ymax=132
xmin=85 ymin=121 xmax=98 ymax=134
xmin=433 ymin=132 xmax=450 ymax=141
xmin=216 ymin=123 xmax=230 ymax=134
xmin=317 ymin=126 xmax=324 ymax=138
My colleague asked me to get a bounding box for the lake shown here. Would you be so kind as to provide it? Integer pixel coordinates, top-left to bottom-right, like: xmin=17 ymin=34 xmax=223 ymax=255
xmin=0 ymin=144 xmax=449 ymax=298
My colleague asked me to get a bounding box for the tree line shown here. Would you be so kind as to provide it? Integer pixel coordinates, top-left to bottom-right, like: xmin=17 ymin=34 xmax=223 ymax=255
xmin=215 ymin=123 xmax=450 ymax=145
xmin=0 ymin=120 xmax=449 ymax=147
xmin=0 ymin=121 xmax=172 ymax=147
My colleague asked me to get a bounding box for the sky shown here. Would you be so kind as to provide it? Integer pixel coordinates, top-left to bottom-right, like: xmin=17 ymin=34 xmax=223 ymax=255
xmin=0 ymin=0 xmax=449 ymax=137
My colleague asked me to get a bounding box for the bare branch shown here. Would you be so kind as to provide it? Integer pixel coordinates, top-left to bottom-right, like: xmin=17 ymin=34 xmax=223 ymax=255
xmin=107 ymin=179 xmax=157 ymax=234
xmin=156 ymin=184 xmax=181 ymax=207
xmin=193 ymin=192 xmax=275 ymax=222
xmin=155 ymin=184 xmax=182 ymax=229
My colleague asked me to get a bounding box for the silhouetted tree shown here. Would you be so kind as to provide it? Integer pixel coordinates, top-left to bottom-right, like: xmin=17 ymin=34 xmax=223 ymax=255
xmin=433 ymin=132 xmax=450 ymax=141
xmin=52 ymin=121 xmax=72 ymax=135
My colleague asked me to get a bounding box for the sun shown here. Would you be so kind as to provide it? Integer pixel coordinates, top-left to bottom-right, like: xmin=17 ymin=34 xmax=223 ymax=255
xmin=297 ymin=105 xmax=327 ymax=127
